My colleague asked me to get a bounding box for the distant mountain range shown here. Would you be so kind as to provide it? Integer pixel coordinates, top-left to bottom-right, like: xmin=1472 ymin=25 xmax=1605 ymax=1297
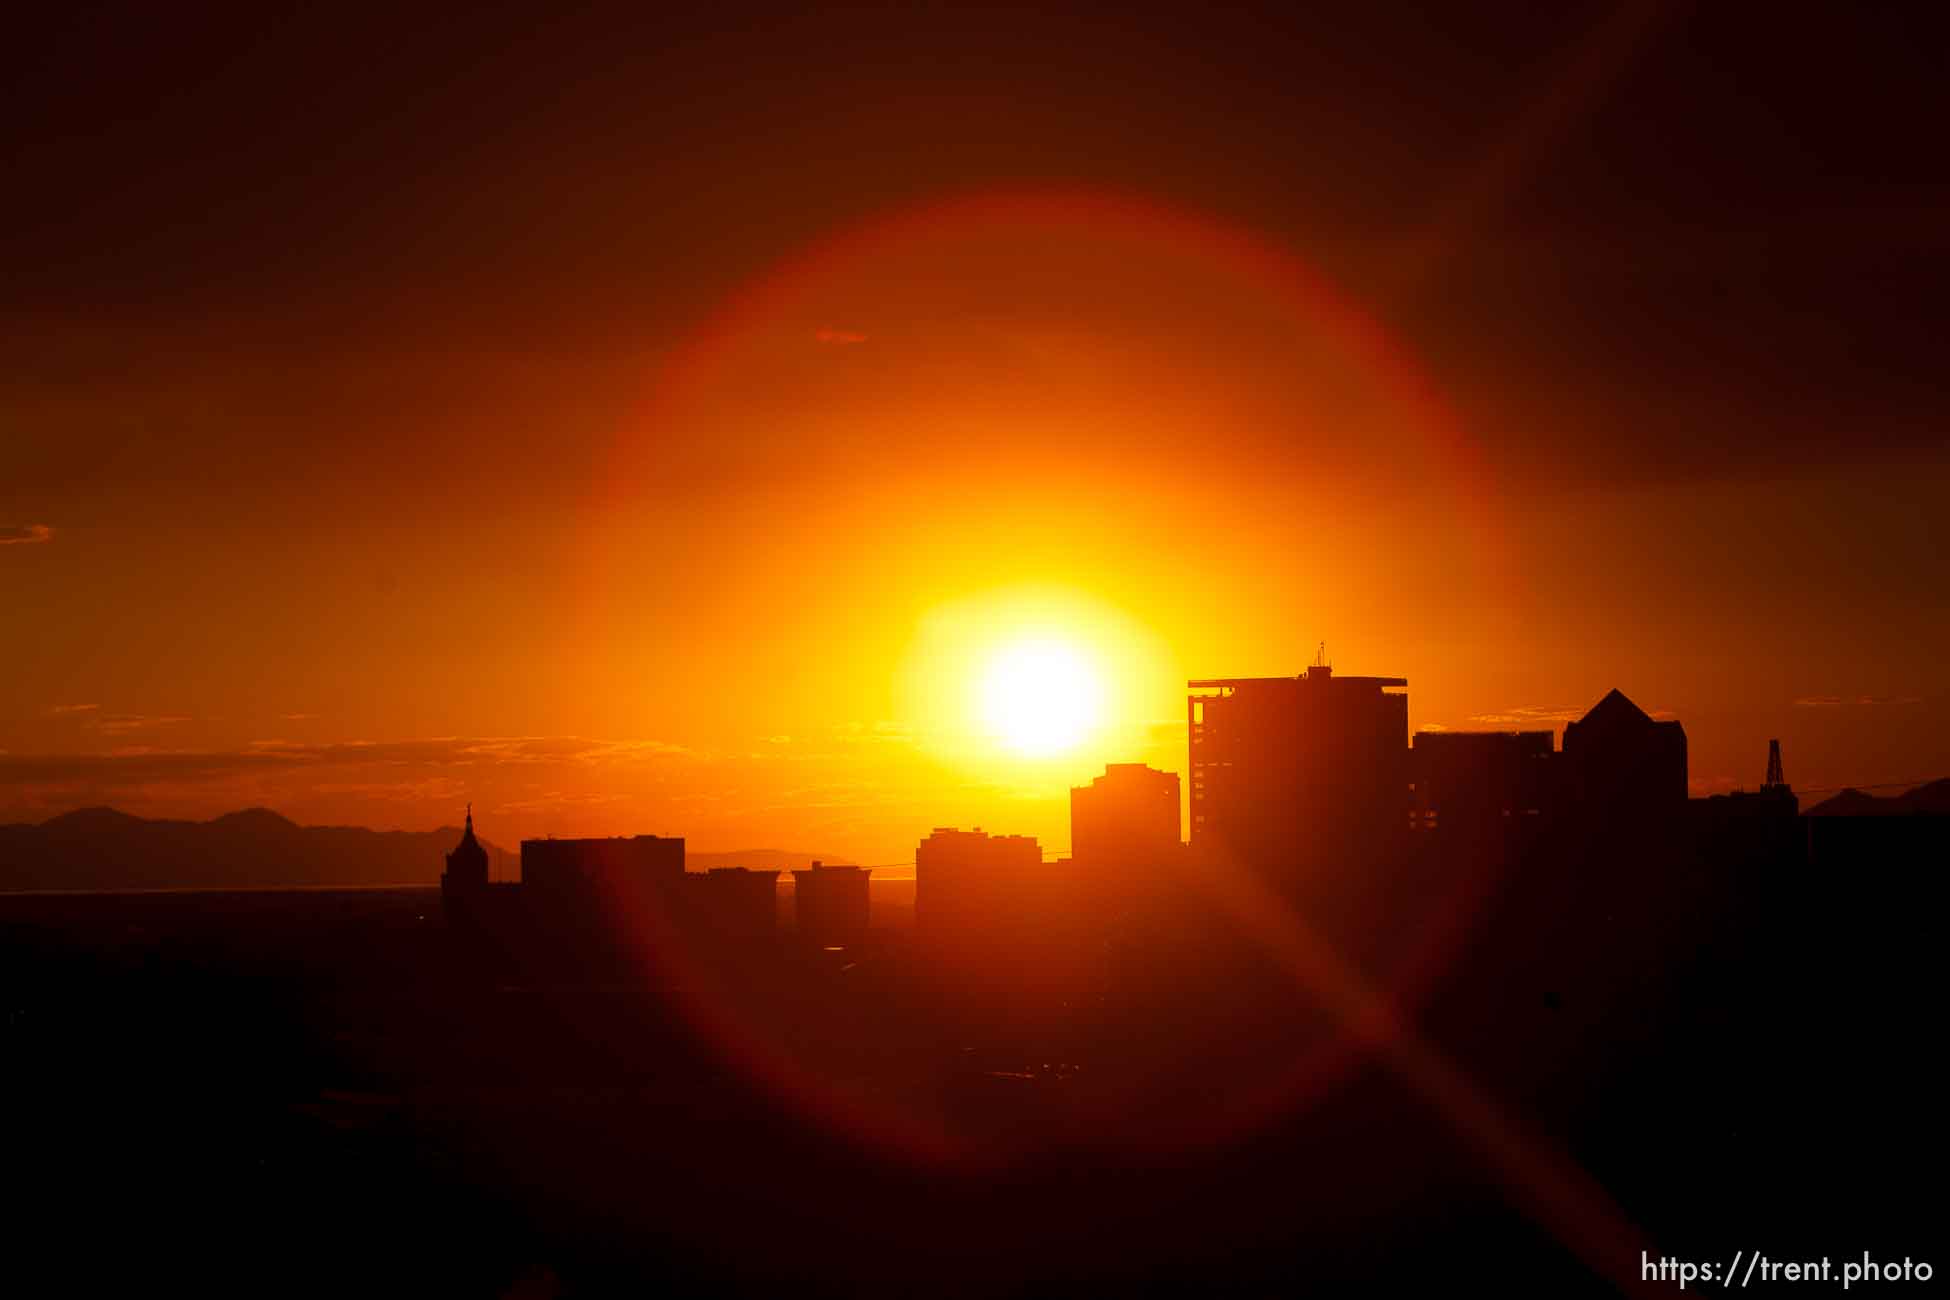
xmin=0 ymin=807 xmax=850 ymax=893
xmin=1804 ymin=778 xmax=1950 ymax=817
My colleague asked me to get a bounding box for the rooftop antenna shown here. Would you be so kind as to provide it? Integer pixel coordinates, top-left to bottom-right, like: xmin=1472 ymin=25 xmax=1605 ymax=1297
xmin=1312 ymin=641 xmax=1330 ymax=670
xmin=1763 ymin=739 xmax=1786 ymax=790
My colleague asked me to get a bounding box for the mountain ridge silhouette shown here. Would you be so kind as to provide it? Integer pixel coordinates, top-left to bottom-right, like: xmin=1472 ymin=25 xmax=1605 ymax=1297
xmin=0 ymin=806 xmax=852 ymax=892
xmin=1804 ymin=778 xmax=1950 ymax=817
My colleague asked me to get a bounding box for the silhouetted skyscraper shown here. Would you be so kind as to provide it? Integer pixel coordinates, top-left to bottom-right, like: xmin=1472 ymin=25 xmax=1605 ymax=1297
xmin=1188 ymin=665 xmax=1409 ymax=880
xmin=1561 ymin=688 xmax=1687 ymax=816
xmin=1071 ymin=764 xmax=1181 ymax=868
xmin=690 ymin=867 xmax=780 ymax=942
xmin=521 ymin=834 xmax=686 ymax=921
xmin=792 ymin=861 xmax=871 ymax=947
xmin=914 ymin=827 xmax=1041 ymax=944
xmin=1411 ymin=730 xmax=1556 ymax=828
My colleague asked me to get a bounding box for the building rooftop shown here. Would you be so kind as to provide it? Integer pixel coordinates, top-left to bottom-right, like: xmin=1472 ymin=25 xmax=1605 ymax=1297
xmin=1189 ymin=673 xmax=1407 ymax=690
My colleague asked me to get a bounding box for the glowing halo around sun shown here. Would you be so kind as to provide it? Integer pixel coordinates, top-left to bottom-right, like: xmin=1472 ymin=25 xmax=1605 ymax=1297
xmin=892 ymin=584 xmax=1177 ymax=779
xmin=594 ymin=187 xmax=1513 ymax=1171
xmin=978 ymin=637 xmax=1105 ymax=757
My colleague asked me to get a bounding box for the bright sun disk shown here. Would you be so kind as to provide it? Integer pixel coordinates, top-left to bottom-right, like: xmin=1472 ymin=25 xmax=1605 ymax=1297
xmin=980 ymin=639 xmax=1103 ymax=757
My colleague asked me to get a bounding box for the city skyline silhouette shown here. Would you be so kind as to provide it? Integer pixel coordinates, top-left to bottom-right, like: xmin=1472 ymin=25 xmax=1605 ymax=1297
xmin=10 ymin=663 xmax=1937 ymax=890
xmin=7 ymin=654 xmax=1941 ymax=1296
xmin=6 ymin=11 xmax=1948 ymax=864
xmin=4 ymin=1 xmax=1945 ymax=1294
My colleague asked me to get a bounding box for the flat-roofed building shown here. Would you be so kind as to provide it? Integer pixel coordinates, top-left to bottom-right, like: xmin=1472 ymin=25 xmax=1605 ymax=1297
xmin=914 ymin=827 xmax=1041 ymax=944
xmin=1071 ymin=763 xmax=1181 ymax=869
xmin=792 ymin=861 xmax=871 ymax=947
xmin=1188 ymin=665 xmax=1409 ymax=881
xmin=690 ymin=867 xmax=781 ymax=942
xmin=1411 ymin=730 xmax=1556 ymax=829
xmin=520 ymin=833 xmax=686 ymax=917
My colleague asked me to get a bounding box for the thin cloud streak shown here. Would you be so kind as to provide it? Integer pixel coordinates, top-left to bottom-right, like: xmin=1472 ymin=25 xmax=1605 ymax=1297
xmin=0 ymin=735 xmax=697 ymax=788
xmin=90 ymin=714 xmax=194 ymax=735
xmin=1466 ymin=706 xmax=1584 ymax=727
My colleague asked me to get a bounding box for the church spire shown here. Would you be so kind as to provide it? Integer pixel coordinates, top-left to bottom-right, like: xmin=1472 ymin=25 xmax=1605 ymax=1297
xmin=446 ymin=803 xmax=488 ymax=887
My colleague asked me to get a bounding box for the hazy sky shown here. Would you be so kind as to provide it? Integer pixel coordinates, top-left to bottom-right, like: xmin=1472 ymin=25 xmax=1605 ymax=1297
xmin=4 ymin=3 xmax=1946 ymax=863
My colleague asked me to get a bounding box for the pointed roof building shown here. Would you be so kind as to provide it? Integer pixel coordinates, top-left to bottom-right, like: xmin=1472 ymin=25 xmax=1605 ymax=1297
xmin=444 ymin=804 xmax=489 ymax=888
xmin=1565 ymin=687 xmax=1653 ymax=737
xmin=1562 ymin=688 xmax=1687 ymax=811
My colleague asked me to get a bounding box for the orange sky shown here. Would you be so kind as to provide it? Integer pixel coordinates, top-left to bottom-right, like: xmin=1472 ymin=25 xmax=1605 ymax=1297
xmin=3 ymin=9 xmax=1946 ymax=866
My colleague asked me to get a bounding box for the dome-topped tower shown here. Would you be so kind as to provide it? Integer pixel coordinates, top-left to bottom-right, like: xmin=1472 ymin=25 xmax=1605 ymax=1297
xmin=443 ymin=804 xmax=489 ymax=893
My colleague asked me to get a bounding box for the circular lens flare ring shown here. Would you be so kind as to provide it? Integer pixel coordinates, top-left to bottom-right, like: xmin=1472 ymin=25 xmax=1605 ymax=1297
xmin=603 ymin=185 xmax=1512 ymax=1171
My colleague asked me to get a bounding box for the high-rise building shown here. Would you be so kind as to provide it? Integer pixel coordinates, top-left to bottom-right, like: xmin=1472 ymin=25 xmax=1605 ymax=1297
xmin=792 ymin=861 xmax=871 ymax=947
xmin=1188 ymin=665 xmax=1409 ymax=878
xmin=1410 ymin=730 xmax=1556 ymax=828
xmin=689 ymin=867 xmax=781 ymax=942
xmin=1071 ymin=763 xmax=1181 ymax=868
xmin=914 ymin=827 xmax=1041 ymax=942
xmin=1560 ymin=688 xmax=1687 ymax=816
xmin=520 ymin=833 xmax=686 ymax=919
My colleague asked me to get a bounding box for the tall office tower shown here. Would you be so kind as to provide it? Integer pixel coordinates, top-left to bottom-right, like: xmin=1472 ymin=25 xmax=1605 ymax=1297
xmin=1071 ymin=763 xmax=1181 ymax=868
xmin=1188 ymin=665 xmax=1409 ymax=882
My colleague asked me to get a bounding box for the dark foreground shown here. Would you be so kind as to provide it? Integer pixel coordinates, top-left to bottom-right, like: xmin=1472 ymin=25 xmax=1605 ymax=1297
xmin=3 ymin=843 xmax=1941 ymax=1297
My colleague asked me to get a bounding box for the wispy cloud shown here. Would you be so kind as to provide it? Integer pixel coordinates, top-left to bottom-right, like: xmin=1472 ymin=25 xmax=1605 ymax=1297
xmin=0 ymin=524 xmax=53 ymax=545
xmin=837 ymin=721 xmax=910 ymax=744
xmin=1 ymin=735 xmax=694 ymax=788
xmin=47 ymin=703 xmax=100 ymax=715
xmin=1466 ymin=706 xmax=1584 ymax=726
xmin=91 ymin=713 xmax=193 ymax=735
xmin=280 ymin=712 xmax=319 ymax=721
xmin=493 ymin=791 xmax=632 ymax=815
xmin=725 ymin=779 xmax=894 ymax=818
xmin=454 ymin=736 xmax=692 ymax=764
xmin=0 ymin=749 xmax=304 ymax=786
xmin=1793 ymin=696 xmax=1844 ymax=708
xmin=813 ymin=326 xmax=867 ymax=345
xmin=310 ymin=777 xmax=471 ymax=803
xmin=1794 ymin=694 xmax=1924 ymax=708
xmin=1416 ymin=723 xmax=1449 ymax=733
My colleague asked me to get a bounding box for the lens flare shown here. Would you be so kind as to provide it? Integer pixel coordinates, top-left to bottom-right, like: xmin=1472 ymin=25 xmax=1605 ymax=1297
xmin=608 ymin=187 xmax=1500 ymax=1169
xmin=979 ymin=638 xmax=1103 ymax=756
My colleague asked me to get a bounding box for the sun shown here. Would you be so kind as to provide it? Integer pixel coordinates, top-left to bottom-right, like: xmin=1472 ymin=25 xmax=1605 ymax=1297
xmin=979 ymin=639 xmax=1104 ymax=757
